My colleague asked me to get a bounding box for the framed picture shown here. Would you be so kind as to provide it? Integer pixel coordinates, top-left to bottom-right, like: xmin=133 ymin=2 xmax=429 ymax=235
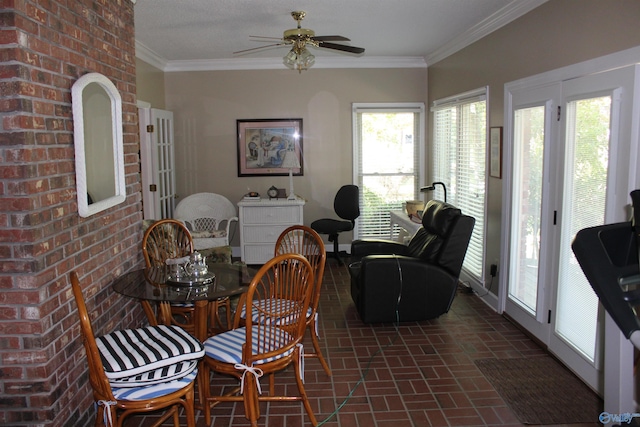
xmin=237 ymin=118 xmax=303 ymax=177
xmin=490 ymin=126 xmax=503 ymax=179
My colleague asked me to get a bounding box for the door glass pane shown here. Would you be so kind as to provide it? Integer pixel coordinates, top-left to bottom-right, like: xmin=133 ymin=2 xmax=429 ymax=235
xmin=509 ymin=106 xmax=545 ymax=314
xmin=556 ymin=96 xmax=611 ymax=362
xmin=155 ymin=113 xmax=176 ymax=219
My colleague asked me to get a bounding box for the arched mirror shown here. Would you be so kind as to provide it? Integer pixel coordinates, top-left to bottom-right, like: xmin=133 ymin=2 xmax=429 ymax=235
xmin=72 ymin=73 xmax=126 ymax=217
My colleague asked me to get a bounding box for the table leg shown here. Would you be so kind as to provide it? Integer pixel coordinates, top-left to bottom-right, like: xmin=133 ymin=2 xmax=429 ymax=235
xmin=193 ymin=300 xmax=209 ymax=342
xmin=194 ymin=300 xmax=209 ymax=411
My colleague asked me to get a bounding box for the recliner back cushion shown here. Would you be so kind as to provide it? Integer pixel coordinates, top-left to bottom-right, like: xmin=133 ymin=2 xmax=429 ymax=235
xmin=407 ymin=201 xmax=461 ymax=264
xmin=406 ymin=228 xmax=433 ymax=259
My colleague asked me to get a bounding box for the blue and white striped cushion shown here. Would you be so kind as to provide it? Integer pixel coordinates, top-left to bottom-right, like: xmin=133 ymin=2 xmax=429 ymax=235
xmin=204 ymin=326 xmax=294 ymax=364
xmin=239 ymin=299 xmax=312 ymax=324
xmin=96 ymin=325 xmax=204 ymax=380
xmin=108 ymin=360 xmax=197 ymax=388
xmin=170 ymin=302 xmax=194 ymax=308
xmin=111 ymin=369 xmax=197 ymax=400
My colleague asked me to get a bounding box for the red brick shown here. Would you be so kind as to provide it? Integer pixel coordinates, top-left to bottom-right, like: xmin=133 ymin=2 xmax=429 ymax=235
xmin=0 ymin=320 xmax=43 ymax=335
xmin=0 ymin=63 xmax=29 ymax=79
xmin=24 ymin=3 xmax=48 ymax=25
xmin=12 ymin=13 xmax=39 ymax=35
xmin=0 ymin=28 xmax=18 ymax=44
xmin=5 ymin=147 xmax=47 ymax=162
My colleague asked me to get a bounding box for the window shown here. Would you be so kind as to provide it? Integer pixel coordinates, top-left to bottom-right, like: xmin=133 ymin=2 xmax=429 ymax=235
xmin=352 ymin=103 xmax=425 ymax=240
xmin=432 ymin=88 xmax=487 ymax=282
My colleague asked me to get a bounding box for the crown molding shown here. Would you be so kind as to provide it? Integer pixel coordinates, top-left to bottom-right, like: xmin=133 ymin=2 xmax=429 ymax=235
xmin=425 ymin=0 xmax=548 ymax=65
xmin=135 ymin=40 xmax=168 ymax=70
xmin=162 ymin=56 xmax=427 ymax=72
xmin=135 ymin=41 xmax=427 ymax=71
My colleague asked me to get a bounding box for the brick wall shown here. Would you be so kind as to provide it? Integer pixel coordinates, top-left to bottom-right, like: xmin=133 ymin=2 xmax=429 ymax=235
xmin=0 ymin=1 xmax=145 ymax=425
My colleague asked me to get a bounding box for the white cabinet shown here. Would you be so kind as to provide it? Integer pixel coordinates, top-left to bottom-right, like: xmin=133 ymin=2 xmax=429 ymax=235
xmin=238 ymin=198 xmax=305 ymax=264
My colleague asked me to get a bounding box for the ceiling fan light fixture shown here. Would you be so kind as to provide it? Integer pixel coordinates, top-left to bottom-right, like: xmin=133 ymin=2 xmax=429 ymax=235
xmin=283 ymin=48 xmax=315 ymax=73
xmin=284 ymin=49 xmax=298 ymax=64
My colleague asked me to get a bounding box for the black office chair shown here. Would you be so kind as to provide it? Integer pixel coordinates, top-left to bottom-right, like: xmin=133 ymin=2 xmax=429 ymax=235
xmin=311 ymin=185 xmax=360 ymax=264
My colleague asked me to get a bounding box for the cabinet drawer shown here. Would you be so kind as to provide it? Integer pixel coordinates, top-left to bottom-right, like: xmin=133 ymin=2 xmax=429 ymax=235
xmin=242 ymin=206 xmax=301 ymax=224
xmin=242 ymin=225 xmax=291 ymax=243
xmin=243 ymin=245 xmax=274 ymax=264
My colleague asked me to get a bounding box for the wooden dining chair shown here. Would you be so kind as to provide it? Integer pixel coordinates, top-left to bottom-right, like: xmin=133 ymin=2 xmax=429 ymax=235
xmin=274 ymin=225 xmax=331 ymax=376
xmin=70 ymin=271 xmax=201 ymax=427
xmin=142 ymin=219 xmax=231 ymax=332
xmin=200 ymin=253 xmax=317 ymax=426
xmin=142 ymin=219 xmax=195 ymax=329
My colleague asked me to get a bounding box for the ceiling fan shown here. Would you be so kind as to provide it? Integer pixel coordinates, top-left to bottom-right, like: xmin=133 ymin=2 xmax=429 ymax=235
xmin=234 ymin=11 xmax=365 ymax=72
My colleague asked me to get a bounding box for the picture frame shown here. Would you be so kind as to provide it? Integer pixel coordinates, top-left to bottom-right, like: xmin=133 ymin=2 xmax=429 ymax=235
xmin=490 ymin=126 xmax=503 ymax=179
xmin=237 ymin=118 xmax=303 ymax=177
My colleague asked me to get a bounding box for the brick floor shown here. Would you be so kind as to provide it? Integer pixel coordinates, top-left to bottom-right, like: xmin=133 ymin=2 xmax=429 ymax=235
xmin=130 ymin=258 xmax=602 ymax=427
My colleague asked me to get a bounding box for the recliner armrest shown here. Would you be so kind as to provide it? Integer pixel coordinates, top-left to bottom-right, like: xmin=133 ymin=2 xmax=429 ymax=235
xmin=350 ymin=239 xmax=410 ymax=261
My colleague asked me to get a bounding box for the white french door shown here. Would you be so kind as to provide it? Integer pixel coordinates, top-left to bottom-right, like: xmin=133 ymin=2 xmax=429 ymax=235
xmin=503 ymin=64 xmax=640 ymax=393
xmin=139 ymin=108 xmax=177 ymax=219
xmin=505 ymin=83 xmax=560 ymax=342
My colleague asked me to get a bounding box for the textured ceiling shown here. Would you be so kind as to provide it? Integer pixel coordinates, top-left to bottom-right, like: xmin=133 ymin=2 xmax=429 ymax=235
xmin=133 ymin=0 xmax=547 ymax=70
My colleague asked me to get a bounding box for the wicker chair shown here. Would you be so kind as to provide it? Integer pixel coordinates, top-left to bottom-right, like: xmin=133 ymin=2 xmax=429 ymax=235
xmin=200 ymin=254 xmax=317 ymax=426
xmin=274 ymin=225 xmax=331 ymax=376
xmin=174 ymin=193 xmax=238 ymax=251
xmin=142 ymin=218 xmax=232 ymax=332
xmin=142 ymin=219 xmax=196 ymax=330
xmin=70 ymin=271 xmax=201 ymax=427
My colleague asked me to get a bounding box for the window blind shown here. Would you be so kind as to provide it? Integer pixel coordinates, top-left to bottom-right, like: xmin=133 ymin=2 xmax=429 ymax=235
xmin=432 ymin=89 xmax=487 ymax=281
xmin=353 ymin=104 xmax=425 ymax=240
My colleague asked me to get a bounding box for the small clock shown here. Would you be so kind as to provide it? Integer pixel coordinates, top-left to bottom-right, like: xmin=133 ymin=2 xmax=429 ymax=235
xmin=267 ymin=186 xmax=279 ymax=199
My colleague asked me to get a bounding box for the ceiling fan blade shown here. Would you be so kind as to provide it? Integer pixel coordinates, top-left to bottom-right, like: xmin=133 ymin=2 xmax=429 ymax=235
xmin=312 ymin=35 xmax=350 ymax=42
xmin=317 ymin=42 xmax=365 ymax=54
xmin=249 ymin=35 xmax=285 ymax=41
xmin=233 ymin=43 xmax=286 ymax=55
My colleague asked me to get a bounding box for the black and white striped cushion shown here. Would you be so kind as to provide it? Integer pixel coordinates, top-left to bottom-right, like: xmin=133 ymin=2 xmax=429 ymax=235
xmin=107 ymin=360 xmax=198 ymax=388
xmin=96 ymin=325 xmax=204 ymax=381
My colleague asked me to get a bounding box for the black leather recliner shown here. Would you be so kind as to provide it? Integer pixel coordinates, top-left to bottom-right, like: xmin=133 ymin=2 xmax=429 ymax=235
xmin=348 ymin=200 xmax=475 ymax=323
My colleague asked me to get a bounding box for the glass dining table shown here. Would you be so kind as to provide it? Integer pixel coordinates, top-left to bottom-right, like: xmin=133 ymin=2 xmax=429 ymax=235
xmin=112 ymin=263 xmax=255 ymax=342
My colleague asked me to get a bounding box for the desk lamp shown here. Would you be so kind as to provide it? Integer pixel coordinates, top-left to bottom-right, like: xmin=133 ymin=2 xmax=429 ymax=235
xmin=282 ymin=150 xmax=301 ymax=200
xmin=420 ymin=182 xmax=447 ymax=203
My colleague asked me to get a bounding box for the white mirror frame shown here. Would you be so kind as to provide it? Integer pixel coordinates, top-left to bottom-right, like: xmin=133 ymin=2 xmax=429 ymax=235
xmin=72 ymin=73 xmax=126 ymax=217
